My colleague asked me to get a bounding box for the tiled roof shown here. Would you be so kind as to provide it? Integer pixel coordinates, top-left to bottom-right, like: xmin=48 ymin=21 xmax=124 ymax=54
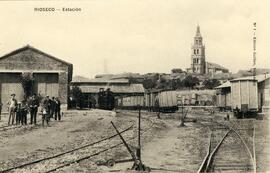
xmin=206 ymin=62 xmax=228 ymax=70
xmin=75 ymin=83 xmax=145 ymax=94
xmin=72 ymin=76 xmax=129 ymax=84
xmin=0 ymin=45 xmax=72 ymax=65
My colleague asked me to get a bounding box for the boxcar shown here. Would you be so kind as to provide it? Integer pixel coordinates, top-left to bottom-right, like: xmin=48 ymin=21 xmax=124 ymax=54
xmin=231 ymin=79 xmax=258 ymax=113
xmin=158 ymin=91 xmax=178 ymax=113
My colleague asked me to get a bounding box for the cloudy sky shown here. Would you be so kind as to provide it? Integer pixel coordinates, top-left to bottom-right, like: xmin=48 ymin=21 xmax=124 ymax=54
xmin=0 ymin=0 xmax=269 ymax=78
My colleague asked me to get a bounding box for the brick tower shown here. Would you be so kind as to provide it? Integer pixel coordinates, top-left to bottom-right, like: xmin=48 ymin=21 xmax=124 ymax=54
xmin=191 ymin=25 xmax=206 ymax=74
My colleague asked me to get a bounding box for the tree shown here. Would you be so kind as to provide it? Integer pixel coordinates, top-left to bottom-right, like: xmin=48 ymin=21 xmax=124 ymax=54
xmin=143 ymin=78 xmax=157 ymax=89
xmin=182 ymin=75 xmax=199 ymax=89
xmin=20 ymin=72 xmax=35 ymax=98
xmin=203 ymin=79 xmax=221 ymax=89
xmin=171 ymin=68 xmax=183 ymax=74
xmin=70 ymin=85 xmax=84 ymax=109
xmin=172 ymin=78 xmax=184 ymax=90
xmin=142 ymin=74 xmax=159 ymax=89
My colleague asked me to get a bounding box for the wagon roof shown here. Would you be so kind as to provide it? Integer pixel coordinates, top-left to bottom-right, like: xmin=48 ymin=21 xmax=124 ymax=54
xmin=0 ymin=45 xmax=72 ymax=66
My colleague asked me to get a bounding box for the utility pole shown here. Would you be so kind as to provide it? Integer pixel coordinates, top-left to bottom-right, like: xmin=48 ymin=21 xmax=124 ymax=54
xmin=253 ymin=22 xmax=256 ymax=80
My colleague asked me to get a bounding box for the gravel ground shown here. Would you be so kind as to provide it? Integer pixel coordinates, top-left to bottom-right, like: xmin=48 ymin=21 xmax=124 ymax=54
xmin=0 ymin=109 xmax=268 ymax=173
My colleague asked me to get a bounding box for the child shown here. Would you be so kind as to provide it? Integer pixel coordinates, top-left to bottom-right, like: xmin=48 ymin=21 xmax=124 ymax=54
xmin=41 ymin=108 xmax=49 ymax=126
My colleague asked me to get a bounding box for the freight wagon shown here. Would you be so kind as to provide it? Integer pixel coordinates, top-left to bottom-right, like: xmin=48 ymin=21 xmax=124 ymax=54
xmin=231 ymin=79 xmax=258 ymax=117
xmin=215 ymin=76 xmax=268 ymax=118
xmin=116 ymin=89 xmax=216 ymax=113
xmin=116 ymin=95 xmax=145 ymax=110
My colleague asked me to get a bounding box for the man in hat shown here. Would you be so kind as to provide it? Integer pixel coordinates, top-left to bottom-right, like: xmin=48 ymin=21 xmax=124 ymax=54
xmin=54 ymin=97 xmax=61 ymax=121
xmin=7 ymin=94 xmax=18 ymax=125
xmin=29 ymin=93 xmax=39 ymax=125
xmin=50 ymin=97 xmax=56 ymax=119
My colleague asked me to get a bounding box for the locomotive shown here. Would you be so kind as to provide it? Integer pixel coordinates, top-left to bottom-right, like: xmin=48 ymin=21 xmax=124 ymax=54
xmin=97 ymin=88 xmax=115 ymax=110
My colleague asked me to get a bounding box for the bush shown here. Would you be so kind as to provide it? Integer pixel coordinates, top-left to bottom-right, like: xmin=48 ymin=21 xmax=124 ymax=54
xmin=20 ymin=72 xmax=35 ymax=98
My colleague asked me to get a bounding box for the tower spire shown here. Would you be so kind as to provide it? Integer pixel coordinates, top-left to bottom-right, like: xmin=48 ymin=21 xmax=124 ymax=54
xmin=196 ymin=25 xmax=202 ymax=37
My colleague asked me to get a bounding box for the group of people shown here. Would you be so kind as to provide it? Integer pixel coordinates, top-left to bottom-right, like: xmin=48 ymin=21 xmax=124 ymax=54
xmin=5 ymin=93 xmax=61 ymax=127
xmin=98 ymin=88 xmax=115 ymax=110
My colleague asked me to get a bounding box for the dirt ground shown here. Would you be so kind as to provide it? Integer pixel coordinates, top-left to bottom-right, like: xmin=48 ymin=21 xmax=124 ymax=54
xmin=0 ymin=109 xmax=269 ymax=173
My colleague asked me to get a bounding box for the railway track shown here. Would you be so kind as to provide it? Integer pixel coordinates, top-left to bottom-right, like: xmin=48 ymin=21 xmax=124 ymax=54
xmin=197 ymin=120 xmax=256 ymax=173
xmin=0 ymin=124 xmax=134 ymax=173
xmin=0 ymin=111 xmax=156 ymax=173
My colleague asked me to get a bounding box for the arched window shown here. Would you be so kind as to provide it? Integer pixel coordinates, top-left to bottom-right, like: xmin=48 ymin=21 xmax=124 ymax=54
xmin=197 ymin=49 xmax=199 ymax=54
xmin=194 ymin=49 xmax=196 ymax=55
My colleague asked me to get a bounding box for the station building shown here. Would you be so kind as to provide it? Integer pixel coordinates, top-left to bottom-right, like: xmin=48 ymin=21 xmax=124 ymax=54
xmin=0 ymin=45 xmax=73 ymax=111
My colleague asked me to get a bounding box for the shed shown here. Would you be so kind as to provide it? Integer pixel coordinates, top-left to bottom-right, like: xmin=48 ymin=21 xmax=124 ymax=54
xmin=0 ymin=45 xmax=73 ymax=111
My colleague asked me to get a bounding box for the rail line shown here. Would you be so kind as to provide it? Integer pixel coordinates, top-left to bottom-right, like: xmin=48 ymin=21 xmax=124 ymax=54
xmin=0 ymin=111 xmax=157 ymax=173
xmin=197 ymin=120 xmax=256 ymax=173
xmin=43 ymin=111 xmax=157 ymax=173
xmin=0 ymin=124 xmax=134 ymax=173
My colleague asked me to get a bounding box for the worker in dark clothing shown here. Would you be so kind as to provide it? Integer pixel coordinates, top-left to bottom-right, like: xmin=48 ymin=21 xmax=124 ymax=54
xmin=0 ymin=102 xmax=2 ymax=121
xmin=42 ymin=96 xmax=51 ymax=126
xmin=20 ymin=97 xmax=28 ymax=125
xmin=54 ymin=97 xmax=61 ymax=121
xmin=105 ymin=88 xmax=114 ymax=110
xmin=235 ymin=105 xmax=240 ymax=118
xmin=50 ymin=97 xmax=56 ymax=119
xmin=98 ymin=88 xmax=105 ymax=109
xmin=29 ymin=94 xmax=39 ymax=125
xmin=16 ymin=102 xmax=22 ymax=125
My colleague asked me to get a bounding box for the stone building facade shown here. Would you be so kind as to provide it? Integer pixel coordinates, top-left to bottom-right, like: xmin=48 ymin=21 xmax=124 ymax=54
xmin=0 ymin=45 xmax=73 ymax=111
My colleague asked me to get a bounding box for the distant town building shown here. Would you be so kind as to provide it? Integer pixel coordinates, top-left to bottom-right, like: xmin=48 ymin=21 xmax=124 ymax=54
xmin=187 ymin=26 xmax=229 ymax=75
xmin=0 ymin=45 xmax=73 ymax=111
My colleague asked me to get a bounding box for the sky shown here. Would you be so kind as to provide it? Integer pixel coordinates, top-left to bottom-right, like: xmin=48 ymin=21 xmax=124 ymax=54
xmin=0 ymin=0 xmax=269 ymax=78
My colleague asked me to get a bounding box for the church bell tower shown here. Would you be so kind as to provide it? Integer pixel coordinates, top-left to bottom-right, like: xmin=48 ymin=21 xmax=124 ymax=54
xmin=191 ymin=25 xmax=206 ymax=74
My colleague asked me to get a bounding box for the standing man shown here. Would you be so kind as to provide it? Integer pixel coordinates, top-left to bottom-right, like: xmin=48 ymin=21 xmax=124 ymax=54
xmin=50 ymin=97 xmax=56 ymax=119
xmin=20 ymin=96 xmax=28 ymax=125
xmin=0 ymin=101 xmax=2 ymax=121
xmin=54 ymin=97 xmax=61 ymax=121
xmin=7 ymin=94 xmax=17 ymax=125
xmin=29 ymin=93 xmax=39 ymax=125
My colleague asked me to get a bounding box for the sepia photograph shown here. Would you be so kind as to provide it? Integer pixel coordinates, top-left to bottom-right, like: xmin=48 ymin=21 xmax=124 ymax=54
xmin=0 ymin=0 xmax=269 ymax=172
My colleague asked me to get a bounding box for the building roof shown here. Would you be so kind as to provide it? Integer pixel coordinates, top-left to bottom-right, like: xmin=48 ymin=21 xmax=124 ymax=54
xmin=72 ymin=76 xmax=129 ymax=84
xmin=215 ymin=81 xmax=231 ymax=89
xmin=215 ymin=73 xmax=270 ymax=89
xmin=76 ymin=83 xmax=145 ymax=94
xmin=230 ymin=73 xmax=270 ymax=82
xmin=0 ymin=45 xmax=72 ymax=65
xmin=206 ymin=62 xmax=228 ymax=71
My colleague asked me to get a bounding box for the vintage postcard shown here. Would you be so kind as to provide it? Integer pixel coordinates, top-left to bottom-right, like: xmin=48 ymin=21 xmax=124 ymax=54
xmin=0 ymin=1 xmax=269 ymax=173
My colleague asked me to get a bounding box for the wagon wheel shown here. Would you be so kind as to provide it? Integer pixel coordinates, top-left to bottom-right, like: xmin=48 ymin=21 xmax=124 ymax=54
xmin=106 ymin=159 xmax=116 ymax=167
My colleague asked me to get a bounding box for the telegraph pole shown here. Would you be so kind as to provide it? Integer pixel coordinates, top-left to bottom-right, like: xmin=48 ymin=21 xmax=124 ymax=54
xmin=253 ymin=22 xmax=256 ymax=80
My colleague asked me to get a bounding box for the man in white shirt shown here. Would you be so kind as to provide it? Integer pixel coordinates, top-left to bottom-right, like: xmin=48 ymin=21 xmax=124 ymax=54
xmin=7 ymin=94 xmax=17 ymax=125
